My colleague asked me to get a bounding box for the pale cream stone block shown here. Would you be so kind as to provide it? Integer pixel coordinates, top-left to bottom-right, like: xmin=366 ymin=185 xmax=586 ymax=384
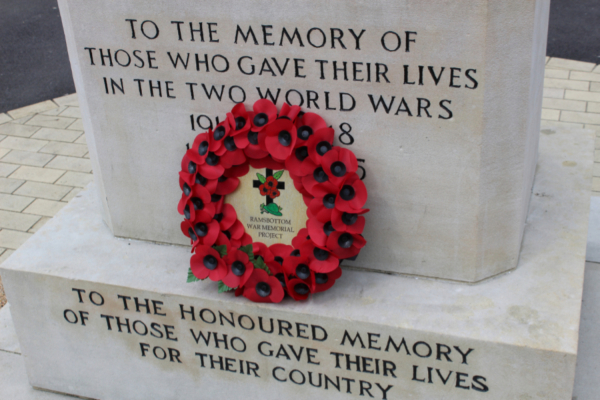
xmin=585 ymin=124 xmax=600 ymax=135
xmin=0 ymin=194 xmax=34 ymax=212
xmin=565 ymin=90 xmax=600 ymax=102
xmin=0 ymin=178 xmax=25 ymax=194
xmin=0 ymin=123 xmax=41 ymax=138
xmin=8 ymin=166 xmax=65 ymax=184
xmin=40 ymin=106 xmax=68 ymax=116
xmin=6 ymin=101 xmax=58 ymax=120
xmin=544 ymin=77 xmax=590 ymax=91
xmin=39 ymin=142 xmax=87 ymax=157
xmin=0 ymin=148 xmax=9 ymax=158
xmin=540 ymin=108 xmax=559 ymax=121
xmin=1 ymin=121 xmax=592 ymax=400
xmin=58 ymin=107 xmax=81 ymax=119
xmin=25 ymin=115 xmax=76 ymax=130
xmin=544 ymin=68 xmax=569 ymax=79
xmin=594 ymin=163 xmax=600 ymax=177
xmin=0 ymin=137 xmax=49 ymax=152
xmin=547 ymin=57 xmax=596 ymax=72
xmin=66 ymin=119 xmax=83 ymax=131
xmin=587 ymin=102 xmax=600 ymax=114
xmin=0 ymin=210 xmax=41 ymax=232
xmin=61 ymin=187 xmax=82 ymax=202
xmin=0 ymin=114 xmax=12 ymax=125
xmin=594 ymin=177 xmax=600 ymax=192
xmin=543 ymin=97 xmax=587 ymax=112
xmin=545 ymin=56 xmax=550 ymax=64
xmin=591 ymin=82 xmax=600 ymax=93
xmin=82 ymin=152 xmax=89 ymax=159
xmin=0 ymin=230 xmax=32 ymax=250
xmin=22 ymin=199 xmax=66 ymax=217
xmin=593 ymin=64 xmax=600 ymax=74
xmin=55 ymin=171 xmax=93 ymax=188
xmin=595 ymin=150 xmax=600 ymax=162
xmin=32 ymin=127 xmax=82 ymax=143
xmin=0 ymin=305 xmax=21 ymax=354
xmin=0 ymin=163 xmax=19 ymax=178
xmin=28 ymin=217 xmax=51 ymax=234
xmin=0 ymin=150 xmax=55 ymax=168
xmin=570 ymin=71 xmax=600 ymax=83
xmin=14 ymin=182 xmax=74 ymax=201
xmin=58 ymin=0 xmax=551 ymax=282
xmin=560 ymin=111 xmax=600 ymax=125
xmin=74 ymin=134 xmax=86 ymax=145
xmin=53 ymin=93 xmax=79 ymax=107
xmin=45 ymin=156 xmax=92 ymax=173
xmin=0 ymin=250 xmax=13 ymax=264
xmin=541 ymin=120 xmax=584 ymax=130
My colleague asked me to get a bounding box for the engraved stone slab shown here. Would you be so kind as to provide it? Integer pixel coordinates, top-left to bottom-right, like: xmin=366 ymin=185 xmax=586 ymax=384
xmin=1 ymin=126 xmax=593 ymax=400
xmin=58 ymin=0 xmax=550 ymax=281
xmin=225 ymin=166 xmax=308 ymax=247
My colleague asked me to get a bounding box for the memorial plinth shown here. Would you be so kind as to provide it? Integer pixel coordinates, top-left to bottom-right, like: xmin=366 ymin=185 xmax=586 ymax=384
xmin=1 ymin=126 xmax=593 ymax=400
xmin=58 ymin=0 xmax=550 ymax=282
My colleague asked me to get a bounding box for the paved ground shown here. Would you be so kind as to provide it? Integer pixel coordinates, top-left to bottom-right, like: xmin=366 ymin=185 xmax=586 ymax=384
xmin=1 ymin=0 xmax=599 ymax=114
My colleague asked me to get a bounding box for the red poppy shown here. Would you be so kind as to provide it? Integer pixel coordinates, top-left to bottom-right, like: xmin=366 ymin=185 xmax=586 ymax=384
xmin=178 ymin=184 xmax=215 ymax=222
xmin=294 ymin=112 xmax=327 ymax=148
xmin=292 ymin=228 xmax=311 ymax=250
xmin=224 ymin=162 xmax=250 ymax=178
xmin=239 ymin=129 xmax=269 ymax=159
xmin=269 ymin=188 xmax=280 ymax=199
xmin=321 ymin=147 xmax=358 ymax=186
xmin=180 ymin=219 xmax=220 ymax=247
xmin=214 ymin=203 xmax=237 ymax=232
xmin=259 ymin=184 xmax=269 ymax=196
xmin=209 ymin=120 xmax=231 ymax=154
xmin=222 ymin=249 xmax=254 ymax=288
xmin=249 ymin=156 xmax=285 ymax=171
xmin=251 ymin=99 xmax=278 ymax=131
xmin=239 ymin=269 xmax=284 ymax=303
xmin=190 ymin=245 xmax=227 ymax=281
xmin=300 ymin=241 xmax=339 ymax=273
xmin=215 ymin=176 xmax=240 ymax=196
xmin=312 ymin=267 xmax=342 ymax=293
xmin=268 ymin=244 xmax=293 ymax=275
xmin=252 ymin=242 xmax=275 ymax=264
xmin=282 ymin=253 xmax=312 ymax=279
xmin=285 ymin=144 xmax=317 ymax=177
xmin=278 ymin=103 xmax=301 ymax=122
xmin=220 ymin=143 xmax=246 ymax=169
xmin=229 ymin=232 xmax=253 ymax=250
xmin=307 ymin=218 xmax=334 ymax=247
xmin=264 ymin=118 xmax=297 ymax=161
xmin=187 ymin=132 xmax=211 ymax=165
xmin=264 ymin=176 xmax=278 ymax=189
xmin=307 ymin=181 xmax=340 ymax=222
xmin=326 ymin=231 xmax=366 ymax=259
xmin=226 ymin=103 xmax=251 ymax=136
xmin=286 ymin=277 xmax=312 ymax=301
xmin=335 ymin=173 xmax=367 ymax=212
xmin=307 ymin=127 xmax=335 ymax=165
xmin=331 ymin=208 xmax=367 ymax=235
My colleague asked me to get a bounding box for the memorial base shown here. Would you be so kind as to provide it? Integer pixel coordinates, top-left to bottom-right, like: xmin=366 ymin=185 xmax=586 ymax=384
xmin=1 ymin=127 xmax=594 ymax=400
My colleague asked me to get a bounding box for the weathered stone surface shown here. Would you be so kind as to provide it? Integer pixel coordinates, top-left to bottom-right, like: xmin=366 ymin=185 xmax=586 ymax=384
xmin=1 ymin=126 xmax=593 ymax=399
xmin=58 ymin=0 xmax=550 ymax=281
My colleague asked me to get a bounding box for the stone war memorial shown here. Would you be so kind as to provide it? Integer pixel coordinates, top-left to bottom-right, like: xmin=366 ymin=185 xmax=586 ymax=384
xmin=1 ymin=0 xmax=595 ymax=399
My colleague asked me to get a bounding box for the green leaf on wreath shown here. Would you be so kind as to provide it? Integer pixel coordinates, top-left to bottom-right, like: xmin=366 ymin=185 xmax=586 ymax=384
xmin=239 ymin=244 xmax=255 ymax=261
xmin=218 ymin=281 xmax=235 ymax=293
xmin=212 ymin=245 xmax=228 ymax=257
xmin=273 ymin=170 xmax=284 ymax=180
xmin=256 ymin=173 xmax=266 ymax=183
xmin=253 ymin=256 xmax=271 ymax=275
xmin=187 ymin=267 xmax=200 ymax=283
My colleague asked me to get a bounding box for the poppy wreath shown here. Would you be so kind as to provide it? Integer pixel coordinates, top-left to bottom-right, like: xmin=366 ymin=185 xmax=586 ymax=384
xmin=178 ymin=99 xmax=368 ymax=303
